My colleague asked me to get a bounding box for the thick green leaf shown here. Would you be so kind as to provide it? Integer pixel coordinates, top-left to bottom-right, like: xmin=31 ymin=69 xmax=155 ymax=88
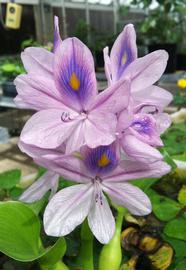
xmin=164 ymin=217 xmax=186 ymax=241
xmin=146 ymin=189 xmax=181 ymax=221
xmin=0 ymin=201 xmax=43 ymax=261
xmin=0 ymin=170 xmax=21 ymax=189
xmin=0 ymin=201 xmax=68 ymax=266
xmin=39 ymin=238 xmax=66 ymax=267
xmin=175 ymin=259 xmax=186 ymax=270
xmin=27 ymin=194 xmax=48 ymax=215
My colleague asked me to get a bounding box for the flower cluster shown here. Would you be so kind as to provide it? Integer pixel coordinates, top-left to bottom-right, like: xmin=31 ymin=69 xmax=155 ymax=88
xmin=15 ymin=17 xmax=172 ymax=244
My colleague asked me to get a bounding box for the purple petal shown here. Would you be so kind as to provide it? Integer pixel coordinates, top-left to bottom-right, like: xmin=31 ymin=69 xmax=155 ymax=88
xmin=133 ymin=86 xmax=173 ymax=112
xmin=125 ymin=50 xmax=168 ymax=92
xmin=90 ymin=77 xmax=130 ymax=114
xmin=104 ymin=160 xmax=171 ymax=182
xmin=54 ymin=37 xmax=97 ymax=112
xmin=21 ymin=47 xmax=54 ymax=78
xmin=102 ymin=182 xmax=152 ymax=216
xmin=44 ymin=184 xmax=93 ymax=236
xmin=129 ymin=113 xmax=163 ymax=147
xmin=117 ymin=108 xmax=133 ymax=134
xmin=121 ymin=134 xmax=163 ymax=163
xmin=18 ymin=141 xmax=65 ymax=160
xmin=88 ymin=183 xmax=115 ymax=244
xmin=53 ymin=16 xmax=62 ymax=52
xmin=20 ymin=109 xmax=82 ymax=149
xmin=84 ymin=111 xmax=117 ymax=148
xmin=14 ymin=74 xmax=65 ymax=111
xmin=110 ymin=24 xmax=137 ymax=81
xmin=20 ymin=171 xmax=59 ymax=203
xmin=35 ymin=154 xmax=92 ymax=184
xmin=65 ymin=120 xmax=86 ymax=154
xmin=103 ymin=46 xmax=112 ymax=86
xmin=154 ymin=113 xmax=172 ymax=134
xmin=83 ymin=120 xmax=115 ymax=149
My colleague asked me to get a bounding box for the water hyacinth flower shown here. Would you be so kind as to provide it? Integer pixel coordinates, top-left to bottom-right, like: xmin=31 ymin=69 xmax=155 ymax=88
xmin=15 ymin=17 xmax=172 ymax=246
xmin=116 ymin=109 xmax=171 ymax=163
xmin=103 ymin=24 xmax=172 ymax=111
xmin=103 ymin=24 xmax=173 ymax=163
xmin=15 ymin=17 xmax=130 ymax=154
xmin=34 ymin=144 xmax=171 ymax=244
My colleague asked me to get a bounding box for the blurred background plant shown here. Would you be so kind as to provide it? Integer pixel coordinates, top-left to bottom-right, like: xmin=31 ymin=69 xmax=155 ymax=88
xmin=129 ymin=0 xmax=186 ymax=72
xmin=130 ymin=0 xmax=186 ymax=45
xmin=0 ymin=57 xmax=24 ymax=83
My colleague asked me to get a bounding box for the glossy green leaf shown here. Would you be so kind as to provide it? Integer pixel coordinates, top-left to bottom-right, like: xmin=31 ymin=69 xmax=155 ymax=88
xmin=146 ymin=189 xmax=181 ymax=221
xmin=164 ymin=217 xmax=186 ymax=241
xmin=0 ymin=201 xmax=43 ymax=261
xmin=0 ymin=201 xmax=68 ymax=267
xmin=39 ymin=238 xmax=66 ymax=268
xmin=0 ymin=170 xmax=21 ymax=189
xmin=27 ymin=194 xmax=48 ymax=215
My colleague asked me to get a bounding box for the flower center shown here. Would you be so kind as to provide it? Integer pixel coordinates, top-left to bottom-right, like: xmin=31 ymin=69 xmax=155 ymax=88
xmin=69 ymin=72 xmax=80 ymax=91
xmin=84 ymin=144 xmax=118 ymax=175
xmin=98 ymin=154 xmax=110 ymax=167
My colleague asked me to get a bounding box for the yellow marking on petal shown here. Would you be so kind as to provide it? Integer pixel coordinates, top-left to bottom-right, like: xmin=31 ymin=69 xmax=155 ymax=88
xmin=122 ymin=52 xmax=127 ymax=65
xmin=70 ymin=72 xmax=80 ymax=91
xmin=98 ymin=154 xmax=110 ymax=167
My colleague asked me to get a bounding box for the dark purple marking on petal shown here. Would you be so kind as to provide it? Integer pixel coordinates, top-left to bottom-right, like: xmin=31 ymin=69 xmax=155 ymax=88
xmin=131 ymin=115 xmax=154 ymax=136
xmin=95 ymin=191 xmax=103 ymax=205
xmin=58 ymin=39 xmax=94 ymax=108
xmin=83 ymin=145 xmax=118 ymax=176
xmin=117 ymin=37 xmax=135 ymax=80
xmin=93 ymin=181 xmax=103 ymax=205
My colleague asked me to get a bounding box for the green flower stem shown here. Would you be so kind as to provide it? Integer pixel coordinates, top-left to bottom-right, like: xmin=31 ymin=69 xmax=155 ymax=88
xmin=77 ymin=219 xmax=94 ymax=270
xmin=40 ymin=260 xmax=69 ymax=270
xmin=99 ymin=208 xmax=128 ymax=270
xmin=39 ymin=237 xmax=69 ymax=270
